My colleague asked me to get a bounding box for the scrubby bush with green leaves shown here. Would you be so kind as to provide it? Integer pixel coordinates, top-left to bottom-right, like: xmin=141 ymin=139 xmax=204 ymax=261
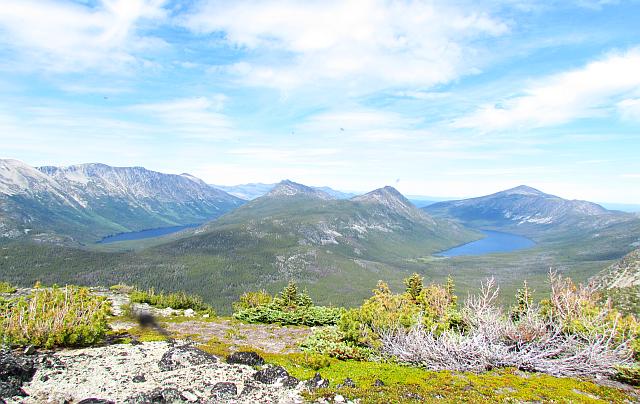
xmin=0 ymin=285 xmax=110 ymax=348
xmin=129 ymin=287 xmax=215 ymax=316
xmin=233 ymin=281 xmax=342 ymax=326
xmin=301 ymin=326 xmax=373 ymax=360
xmin=0 ymin=281 xmax=17 ymax=294
xmin=336 ymin=274 xmax=462 ymax=351
xmin=232 ymin=290 xmax=273 ymax=311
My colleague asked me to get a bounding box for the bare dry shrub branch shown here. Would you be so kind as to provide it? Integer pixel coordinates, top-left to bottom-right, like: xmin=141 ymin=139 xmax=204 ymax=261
xmin=380 ymin=276 xmax=634 ymax=379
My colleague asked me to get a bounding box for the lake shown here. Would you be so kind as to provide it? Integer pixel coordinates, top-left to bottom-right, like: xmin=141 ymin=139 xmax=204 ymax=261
xmin=435 ymin=230 xmax=535 ymax=257
xmin=97 ymin=224 xmax=199 ymax=244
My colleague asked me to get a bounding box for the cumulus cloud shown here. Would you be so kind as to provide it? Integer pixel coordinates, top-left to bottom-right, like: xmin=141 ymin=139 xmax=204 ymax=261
xmin=453 ymin=47 xmax=640 ymax=131
xmin=0 ymin=0 xmax=167 ymax=72
xmin=181 ymin=0 xmax=508 ymax=91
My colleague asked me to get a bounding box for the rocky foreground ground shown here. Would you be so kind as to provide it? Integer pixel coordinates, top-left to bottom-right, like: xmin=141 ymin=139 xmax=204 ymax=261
xmin=1 ymin=341 xmax=343 ymax=403
xmin=0 ymin=288 xmax=344 ymax=404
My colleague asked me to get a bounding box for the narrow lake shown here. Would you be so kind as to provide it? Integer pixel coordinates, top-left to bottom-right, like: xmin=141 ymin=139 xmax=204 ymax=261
xmin=435 ymin=230 xmax=535 ymax=257
xmin=97 ymin=224 xmax=199 ymax=244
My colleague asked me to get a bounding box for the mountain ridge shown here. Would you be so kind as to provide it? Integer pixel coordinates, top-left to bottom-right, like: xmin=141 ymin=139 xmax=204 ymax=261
xmin=424 ymin=184 xmax=622 ymax=233
xmin=0 ymin=159 xmax=243 ymax=243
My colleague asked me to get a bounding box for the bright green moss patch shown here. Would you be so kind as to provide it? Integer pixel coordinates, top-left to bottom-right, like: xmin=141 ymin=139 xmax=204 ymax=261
xmin=255 ymin=353 xmax=637 ymax=403
xmin=120 ymin=326 xmax=169 ymax=343
xmin=199 ymin=336 xmax=235 ymax=358
xmin=308 ymin=367 xmax=636 ymax=403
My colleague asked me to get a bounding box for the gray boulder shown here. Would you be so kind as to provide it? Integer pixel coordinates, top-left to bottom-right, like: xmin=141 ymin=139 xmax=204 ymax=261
xmin=158 ymin=346 xmax=217 ymax=371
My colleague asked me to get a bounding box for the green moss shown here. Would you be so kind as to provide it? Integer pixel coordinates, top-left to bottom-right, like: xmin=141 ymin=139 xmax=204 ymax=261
xmin=199 ymin=336 xmax=234 ymax=358
xmin=225 ymin=350 xmax=635 ymax=403
xmin=121 ymin=326 xmax=169 ymax=342
xmin=295 ymin=362 xmax=635 ymax=403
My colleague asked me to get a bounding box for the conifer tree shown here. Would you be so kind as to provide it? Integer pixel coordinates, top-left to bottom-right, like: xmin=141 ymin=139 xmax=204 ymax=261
xmin=511 ymin=280 xmax=533 ymax=321
xmin=445 ymin=275 xmax=458 ymax=307
xmin=404 ymin=273 xmax=424 ymax=300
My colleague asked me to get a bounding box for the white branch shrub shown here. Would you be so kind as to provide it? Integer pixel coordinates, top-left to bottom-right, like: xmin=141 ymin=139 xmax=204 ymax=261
xmin=380 ymin=275 xmax=634 ymax=379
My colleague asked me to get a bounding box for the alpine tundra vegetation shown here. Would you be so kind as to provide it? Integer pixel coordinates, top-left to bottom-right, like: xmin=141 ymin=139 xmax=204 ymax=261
xmin=2 ymin=0 xmax=640 ymax=402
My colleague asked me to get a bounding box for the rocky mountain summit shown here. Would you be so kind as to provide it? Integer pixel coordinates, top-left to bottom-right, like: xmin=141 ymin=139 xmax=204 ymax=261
xmin=352 ymin=186 xmax=435 ymax=225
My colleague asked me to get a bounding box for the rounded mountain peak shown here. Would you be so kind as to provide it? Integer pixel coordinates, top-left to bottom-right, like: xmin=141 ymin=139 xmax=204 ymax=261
xmin=265 ymin=180 xmax=334 ymax=200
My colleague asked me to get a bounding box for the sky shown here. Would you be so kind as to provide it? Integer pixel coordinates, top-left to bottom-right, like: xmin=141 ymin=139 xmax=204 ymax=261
xmin=1 ymin=0 xmax=639 ymax=203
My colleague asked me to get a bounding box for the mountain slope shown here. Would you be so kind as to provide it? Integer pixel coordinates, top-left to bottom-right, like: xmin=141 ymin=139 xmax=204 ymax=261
xmin=139 ymin=181 xmax=478 ymax=308
xmin=0 ymin=159 xmax=243 ymax=243
xmin=176 ymin=181 xmax=475 ymax=262
xmin=590 ymin=249 xmax=640 ymax=314
xmin=0 ymin=159 xmax=102 ymax=243
xmin=424 ymin=185 xmax=631 ymax=237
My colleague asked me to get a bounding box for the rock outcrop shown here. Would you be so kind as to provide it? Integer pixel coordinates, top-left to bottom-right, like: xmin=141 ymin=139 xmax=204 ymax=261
xmin=3 ymin=342 xmax=305 ymax=404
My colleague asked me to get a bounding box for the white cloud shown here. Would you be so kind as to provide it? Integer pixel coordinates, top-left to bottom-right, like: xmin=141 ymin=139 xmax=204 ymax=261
xmin=0 ymin=0 xmax=167 ymax=72
xmin=453 ymin=47 xmax=640 ymax=131
xmin=617 ymin=98 xmax=640 ymax=121
xmin=298 ymin=109 xmax=424 ymax=141
xmin=182 ymin=0 xmax=508 ymax=91
xmin=131 ymin=96 xmax=235 ymax=139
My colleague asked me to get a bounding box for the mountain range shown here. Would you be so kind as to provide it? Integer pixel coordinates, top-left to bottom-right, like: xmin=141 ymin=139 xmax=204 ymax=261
xmin=0 ymin=159 xmax=243 ymax=243
xmin=1 ymin=159 xmax=639 ymax=313
xmin=424 ymin=185 xmax=634 ymax=237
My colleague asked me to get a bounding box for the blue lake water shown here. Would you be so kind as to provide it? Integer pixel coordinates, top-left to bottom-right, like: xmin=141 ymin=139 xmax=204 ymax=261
xmin=435 ymin=230 xmax=535 ymax=257
xmin=97 ymin=224 xmax=199 ymax=244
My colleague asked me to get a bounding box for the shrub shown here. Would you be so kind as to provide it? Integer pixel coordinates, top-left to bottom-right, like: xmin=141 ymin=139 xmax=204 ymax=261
xmin=614 ymin=364 xmax=640 ymax=386
xmin=0 ymin=281 xmax=17 ymax=294
xmin=130 ymin=287 xmax=215 ymax=315
xmin=301 ymin=327 xmax=373 ymax=360
xmin=233 ymin=282 xmax=342 ymax=326
xmin=379 ymin=275 xmax=637 ymax=380
xmin=109 ymin=284 xmax=135 ymax=294
xmin=337 ymin=275 xmax=462 ymax=350
xmin=232 ymin=290 xmax=273 ymax=311
xmin=234 ymin=303 xmax=342 ymax=326
xmin=0 ymin=285 xmax=110 ymax=348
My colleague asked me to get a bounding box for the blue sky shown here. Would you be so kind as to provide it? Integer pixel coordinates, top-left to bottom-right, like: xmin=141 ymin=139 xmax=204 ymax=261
xmin=1 ymin=0 xmax=639 ymax=203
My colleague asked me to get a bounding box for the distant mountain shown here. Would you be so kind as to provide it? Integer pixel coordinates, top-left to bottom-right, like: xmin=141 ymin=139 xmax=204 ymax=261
xmin=352 ymin=186 xmax=435 ymax=225
xmin=599 ymin=202 xmax=640 ymax=213
xmin=0 ymin=159 xmax=243 ymax=243
xmin=146 ymin=182 xmax=477 ymax=307
xmin=210 ymin=182 xmax=357 ymax=200
xmin=264 ymin=180 xmax=334 ymax=200
xmin=189 ymin=181 xmax=469 ymax=256
xmin=590 ymin=249 xmax=640 ymax=314
xmin=210 ymin=183 xmax=275 ymax=200
xmin=424 ymin=185 xmax=628 ymax=234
